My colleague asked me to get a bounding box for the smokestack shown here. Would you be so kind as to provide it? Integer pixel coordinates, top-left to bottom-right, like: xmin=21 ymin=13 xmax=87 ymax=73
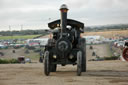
xmin=60 ymin=4 xmax=68 ymax=33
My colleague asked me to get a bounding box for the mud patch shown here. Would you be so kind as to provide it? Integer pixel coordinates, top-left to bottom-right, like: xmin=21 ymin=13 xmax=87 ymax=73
xmin=0 ymin=77 xmax=12 ymax=80
xmin=104 ymin=78 xmax=128 ymax=83
xmin=110 ymin=79 xmax=128 ymax=83
xmin=65 ymin=78 xmax=82 ymax=82
xmin=83 ymin=70 xmax=128 ymax=78
xmin=27 ymin=82 xmax=38 ymax=84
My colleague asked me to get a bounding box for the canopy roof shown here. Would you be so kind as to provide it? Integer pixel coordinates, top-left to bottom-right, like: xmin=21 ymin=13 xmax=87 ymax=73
xmin=48 ymin=19 xmax=84 ymax=29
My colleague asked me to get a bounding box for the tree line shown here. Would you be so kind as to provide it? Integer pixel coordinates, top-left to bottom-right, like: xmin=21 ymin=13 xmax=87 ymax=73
xmin=0 ymin=24 xmax=128 ymax=36
xmin=85 ymin=24 xmax=128 ymax=32
xmin=0 ymin=30 xmax=48 ymax=36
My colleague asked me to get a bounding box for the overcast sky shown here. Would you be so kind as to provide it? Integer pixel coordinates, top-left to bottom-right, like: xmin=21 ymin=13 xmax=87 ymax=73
xmin=0 ymin=0 xmax=128 ymax=31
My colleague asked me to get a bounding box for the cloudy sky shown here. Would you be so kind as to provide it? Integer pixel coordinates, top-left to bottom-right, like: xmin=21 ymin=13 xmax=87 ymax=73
xmin=0 ymin=0 xmax=128 ymax=31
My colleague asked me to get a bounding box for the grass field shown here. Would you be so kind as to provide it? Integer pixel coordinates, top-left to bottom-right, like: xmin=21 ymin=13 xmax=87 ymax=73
xmin=0 ymin=29 xmax=127 ymax=39
xmin=0 ymin=35 xmax=40 ymax=40
xmin=0 ymin=47 xmax=41 ymax=62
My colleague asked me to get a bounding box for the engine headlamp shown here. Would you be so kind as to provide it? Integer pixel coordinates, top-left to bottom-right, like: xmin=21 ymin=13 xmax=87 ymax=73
xmin=53 ymin=55 xmax=57 ymax=59
xmin=69 ymin=54 xmax=74 ymax=59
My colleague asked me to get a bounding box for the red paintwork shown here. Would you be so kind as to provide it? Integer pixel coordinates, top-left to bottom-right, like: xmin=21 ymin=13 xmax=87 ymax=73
xmin=123 ymin=48 xmax=128 ymax=61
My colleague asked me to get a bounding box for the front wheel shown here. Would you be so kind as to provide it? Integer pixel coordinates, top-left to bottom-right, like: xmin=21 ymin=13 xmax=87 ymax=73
xmin=77 ymin=51 xmax=82 ymax=76
xmin=44 ymin=51 xmax=50 ymax=76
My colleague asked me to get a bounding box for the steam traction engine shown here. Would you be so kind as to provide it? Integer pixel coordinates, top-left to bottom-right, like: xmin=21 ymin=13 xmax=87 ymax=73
xmin=43 ymin=4 xmax=86 ymax=76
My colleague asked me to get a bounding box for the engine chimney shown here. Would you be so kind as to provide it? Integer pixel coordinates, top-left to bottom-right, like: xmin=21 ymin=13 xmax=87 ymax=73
xmin=60 ymin=4 xmax=68 ymax=33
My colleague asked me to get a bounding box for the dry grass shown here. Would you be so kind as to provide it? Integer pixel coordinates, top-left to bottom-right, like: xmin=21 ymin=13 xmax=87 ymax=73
xmin=82 ymin=30 xmax=128 ymax=38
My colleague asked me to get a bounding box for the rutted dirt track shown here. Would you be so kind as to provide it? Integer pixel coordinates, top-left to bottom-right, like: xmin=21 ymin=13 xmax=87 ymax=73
xmin=0 ymin=61 xmax=128 ymax=85
xmin=0 ymin=44 xmax=128 ymax=85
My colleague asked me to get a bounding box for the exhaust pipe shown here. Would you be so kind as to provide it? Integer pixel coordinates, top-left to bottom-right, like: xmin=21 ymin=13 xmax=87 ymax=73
xmin=60 ymin=4 xmax=68 ymax=34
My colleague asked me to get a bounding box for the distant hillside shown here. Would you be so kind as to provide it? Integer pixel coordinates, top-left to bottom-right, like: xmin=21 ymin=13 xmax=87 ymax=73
xmin=85 ymin=24 xmax=128 ymax=32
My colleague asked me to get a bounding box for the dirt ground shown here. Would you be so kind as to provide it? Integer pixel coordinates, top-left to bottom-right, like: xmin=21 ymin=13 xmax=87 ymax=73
xmin=0 ymin=61 xmax=128 ymax=85
xmin=0 ymin=44 xmax=128 ymax=85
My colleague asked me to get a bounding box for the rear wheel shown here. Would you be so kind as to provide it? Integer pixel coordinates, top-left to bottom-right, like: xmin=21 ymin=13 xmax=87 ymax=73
xmin=77 ymin=51 xmax=82 ymax=76
xmin=82 ymin=39 xmax=86 ymax=72
xmin=44 ymin=51 xmax=50 ymax=76
xmin=81 ymin=50 xmax=86 ymax=72
xmin=78 ymin=38 xmax=86 ymax=72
